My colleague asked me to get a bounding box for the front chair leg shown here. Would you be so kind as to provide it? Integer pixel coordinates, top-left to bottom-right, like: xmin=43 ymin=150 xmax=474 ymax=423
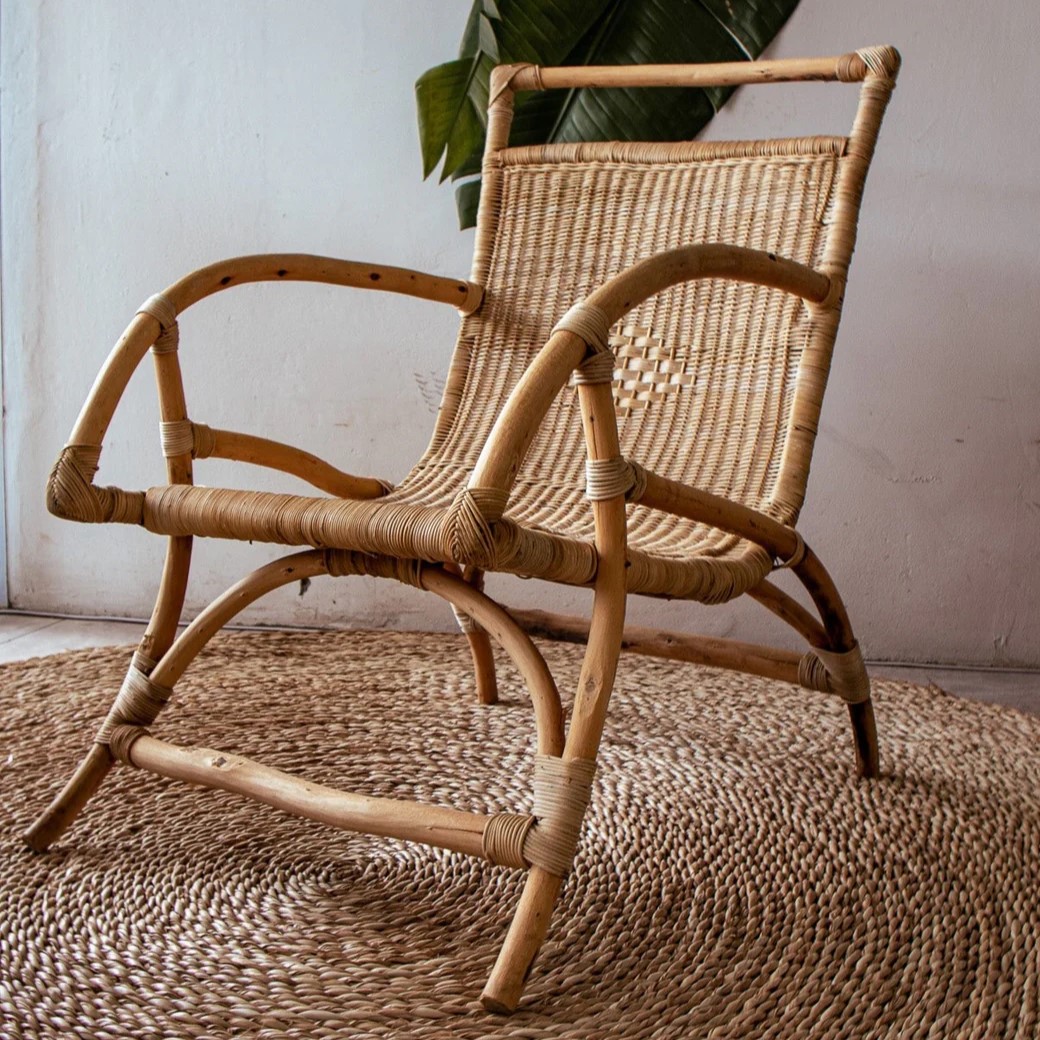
xmin=481 ymin=866 xmax=564 ymax=1012
xmin=482 ymin=407 xmax=628 ymax=1011
xmin=24 ymin=535 xmax=193 ymax=852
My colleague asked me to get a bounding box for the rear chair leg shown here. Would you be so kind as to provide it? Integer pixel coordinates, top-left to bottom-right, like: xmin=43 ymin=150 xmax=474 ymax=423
xmin=790 ymin=547 xmax=880 ymax=779
xmin=450 ymin=566 xmax=498 ymax=705
xmin=465 ymin=627 xmax=499 ymax=704
xmin=847 ymin=697 xmax=879 ymax=778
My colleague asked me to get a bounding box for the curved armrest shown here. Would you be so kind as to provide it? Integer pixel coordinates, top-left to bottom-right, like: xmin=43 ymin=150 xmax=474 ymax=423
xmin=48 ymin=254 xmax=482 ymax=524
xmin=469 ymin=243 xmax=834 ymax=506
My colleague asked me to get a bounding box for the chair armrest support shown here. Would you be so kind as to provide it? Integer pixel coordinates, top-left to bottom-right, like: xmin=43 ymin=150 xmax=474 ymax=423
xmin=469 ymin=244 xmax=833 ymax=508
xmin=49 ymin=254 xmax=481 ymax=523
xmin=632 ymin=467 xmax=803 ymax=567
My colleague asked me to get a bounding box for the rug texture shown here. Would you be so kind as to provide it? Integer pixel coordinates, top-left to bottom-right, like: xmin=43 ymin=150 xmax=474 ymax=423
xmin=0 ymin=630 xmax=1037 ymax=1038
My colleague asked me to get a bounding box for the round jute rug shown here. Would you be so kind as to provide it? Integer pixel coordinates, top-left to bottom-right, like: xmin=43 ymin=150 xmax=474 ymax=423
xmin=1 ymin=631 xmax=1038 ymax=1038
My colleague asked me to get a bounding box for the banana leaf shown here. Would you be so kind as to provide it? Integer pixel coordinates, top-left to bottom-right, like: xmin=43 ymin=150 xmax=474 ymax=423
xmin=415 ymin=0 xmax=801 ymax=228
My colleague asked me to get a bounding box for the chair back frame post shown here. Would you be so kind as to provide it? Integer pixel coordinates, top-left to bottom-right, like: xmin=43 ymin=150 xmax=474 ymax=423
xmin=462 ymin=47 xmax=900 ymax=529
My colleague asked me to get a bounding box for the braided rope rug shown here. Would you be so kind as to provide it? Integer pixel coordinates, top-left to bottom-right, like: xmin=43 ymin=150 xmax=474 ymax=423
xmin=1 ymin=630 xmax=1037 ymax=1038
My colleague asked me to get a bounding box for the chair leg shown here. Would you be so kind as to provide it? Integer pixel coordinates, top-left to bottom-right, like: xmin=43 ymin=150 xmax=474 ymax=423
xmin=482 ymin=469 xmax=628 ymax=1012
xmin=451 ymin=566 xmax=498 ymax=705
xmin=481 ymin=867 xmax=564 ymax=1013
xmin=24 ymin=535 xmax=193 ymax=852
xmin=465 ymin=627 xmax=499 ymax=705
xmin=848 ymin=698 xmax=879 ymax=779
xmin=23 ymin=744 xmax=116 ymax=852
xmin=24 ymin=546 xmax=326 ymax=852
xmin=789 ymin=548 xmax=880 ymax=779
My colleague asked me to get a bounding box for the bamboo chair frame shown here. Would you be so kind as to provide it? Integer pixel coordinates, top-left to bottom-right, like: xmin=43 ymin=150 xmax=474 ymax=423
xmin=26 ymin=46 xmax=900 ymax=1013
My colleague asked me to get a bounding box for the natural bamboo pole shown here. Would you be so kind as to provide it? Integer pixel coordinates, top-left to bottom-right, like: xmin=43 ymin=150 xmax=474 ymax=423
xmin=162 ymin=254 xmax=483 ymax=319
xmin=151 ymin=551 xmax=329 ymax=689
xmin=205 ymin=428 xmax=389 ymax=500
xmin=583 ymin=245 xmax=832 ymax=343
xmin=27 ymin=353 xmax=194 ymax=863
xmin=23 ymin=745 xmax=114 ymax=853
xmin=509 ymin=607 xmax=803 ymax=685
xmin=68 ymin=254 xmax=481 ymax=452
xmin=747 ymin=579 xmax=828 ymax=647
xmin=465 ymin=629 xmax=499 ymax=705
xmin=509 ymin=53 xmax=871 ymax=93
xmin=126 ymin=735 xmax=489 ymax=859
xmin=420 ymin=567 xmax=564 ymax=758
xmin=482 ymin=380 xmax=628 ymax=1013
xmin=637 ymin=467 xmax=802 ymax=562
xmin=22 ymin=549 xmax=320 ymax=853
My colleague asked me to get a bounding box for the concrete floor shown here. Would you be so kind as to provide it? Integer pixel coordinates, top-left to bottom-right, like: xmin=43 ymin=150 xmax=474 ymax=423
xmin=1 ymin=612 xmax=1037 ymax=716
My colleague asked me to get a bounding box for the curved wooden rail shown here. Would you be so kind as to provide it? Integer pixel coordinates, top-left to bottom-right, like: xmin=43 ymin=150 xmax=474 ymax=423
xmin=470 ymin=244 xmax=832 ymax=500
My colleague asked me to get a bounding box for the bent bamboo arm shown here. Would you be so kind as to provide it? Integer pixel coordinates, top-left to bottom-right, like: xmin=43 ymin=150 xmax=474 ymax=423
xmin=71 ymin=254 xmax=482 ymax=449
xmin=50 ymin=254 xmax=482 ymax=523
xmin=470 ymin=243 xmax=832 ymax=501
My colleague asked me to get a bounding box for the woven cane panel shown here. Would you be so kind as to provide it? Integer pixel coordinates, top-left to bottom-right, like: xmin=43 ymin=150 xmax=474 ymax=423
xmin=404 ymin=144 xmax=841 ymax=572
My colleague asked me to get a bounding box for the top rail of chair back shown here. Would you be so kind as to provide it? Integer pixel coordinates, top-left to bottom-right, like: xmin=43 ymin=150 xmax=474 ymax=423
xmin=496 ymin=47 xmax=901 ymax=94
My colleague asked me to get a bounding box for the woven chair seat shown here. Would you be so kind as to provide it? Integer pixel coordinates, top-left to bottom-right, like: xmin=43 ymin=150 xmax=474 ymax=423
xmin=142 ymin=463 xmax=772 ymax=602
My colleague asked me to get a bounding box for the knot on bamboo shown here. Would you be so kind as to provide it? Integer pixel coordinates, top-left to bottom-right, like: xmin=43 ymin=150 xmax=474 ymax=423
xmin=160 ymin=420 xmax=216 ymax=459
xmin=323 ymin=549 xmax=425 ymax=589
xmin=552 ymin=303 xmax=611 ymax=353
xmin=46 ymin=445 xmax=145 ymax=525
xmin=95 ymin=663 xmax=174 ymax=757
xmin=443 ymin=487 xmax=507 ymax=567
xmin=798 ymin=642 xmax=870 ymax=704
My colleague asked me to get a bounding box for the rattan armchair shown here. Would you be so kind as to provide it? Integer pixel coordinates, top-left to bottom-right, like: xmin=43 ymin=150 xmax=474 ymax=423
xmin=27 ymin=46 xmax=900 ymax=1012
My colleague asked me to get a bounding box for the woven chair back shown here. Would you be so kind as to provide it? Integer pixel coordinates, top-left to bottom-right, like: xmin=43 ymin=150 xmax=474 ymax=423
xmin=416 ymin=59 xmax=894 ymax=531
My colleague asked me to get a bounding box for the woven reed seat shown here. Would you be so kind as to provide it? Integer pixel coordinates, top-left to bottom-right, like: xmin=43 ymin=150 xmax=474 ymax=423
xmin=141 ymin=464 xmax=771 ymax=602
xmin=29 ymin=47 xmax=901 ymax=1016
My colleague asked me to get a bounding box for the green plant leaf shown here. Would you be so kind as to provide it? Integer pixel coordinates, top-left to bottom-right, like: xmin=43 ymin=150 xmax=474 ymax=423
xmin=455 ymin=179 xmax=483 ymax=230
xmin=415 ymin=58 xmax=479 ymax=178
xmin=421 ymin=0 xmax=802 ymax=228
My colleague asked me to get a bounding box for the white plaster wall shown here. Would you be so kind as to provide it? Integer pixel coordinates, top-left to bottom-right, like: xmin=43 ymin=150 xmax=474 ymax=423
xmin=2 ymin=1 xmax=1038 ymax=665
